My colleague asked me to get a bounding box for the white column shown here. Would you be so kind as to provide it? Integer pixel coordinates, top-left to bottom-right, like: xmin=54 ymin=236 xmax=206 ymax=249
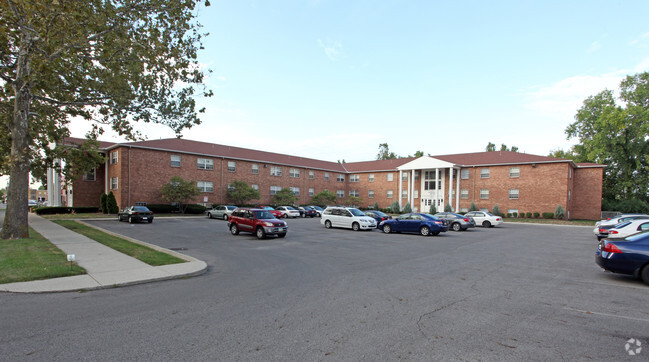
xmin=48 ymin=159 xmax=62 ymax=206
xmin=435 ymin=168 xmax=440 ymax=210
xmin=448 ymin=167 xmax=454 ymax=211
xmin=410 ymin=169 xmax=416 ymax=211
xmin=398 ymin=170 xmax=403 ymax=209
xmin=455 ymin=169 xmax=460 ymax=212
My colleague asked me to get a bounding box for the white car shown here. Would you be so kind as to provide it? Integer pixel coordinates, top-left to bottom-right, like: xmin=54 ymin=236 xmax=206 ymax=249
xmin=320 ymin=206 xmax=377 ymax=231
xmin=592 ymin=214 xmax=649 ymax=236
xmin=463 ymin=211 xmax=503 ymax=228
xmin=276 ymin=206 xmax=301 ymax=218
xmin=604 ymin=219 xmax=649 ymax=239
xmin=207 ymin=205 xmax=238 ymax=220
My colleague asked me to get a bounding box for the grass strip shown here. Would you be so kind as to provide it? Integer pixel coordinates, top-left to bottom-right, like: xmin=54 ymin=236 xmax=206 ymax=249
xmin=0 ymin=227 xmax=86 ymax=284
xmin=52 ymin=220 xmax=186 ymax=266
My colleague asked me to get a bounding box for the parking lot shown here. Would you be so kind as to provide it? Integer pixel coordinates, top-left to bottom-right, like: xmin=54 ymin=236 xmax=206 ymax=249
xmin=3 ymin=216 xmax=649 ymax=360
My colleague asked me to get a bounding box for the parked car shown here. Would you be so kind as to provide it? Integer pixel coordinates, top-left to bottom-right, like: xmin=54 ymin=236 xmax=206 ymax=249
xmin=593 ymin=214 xmax=649 ymax=237
xmin=258 ymin=206 xmax=283 ymax=218
xmin=227 ymin=208 xmax=288 ymax=239
xmin=276 ymin=206 xmax=301 ymax=218
xmin=118 ymin=206 xmax=154 ymax=223
xmin=463 ymin=211 xmax=503 ymax=228
xmin=321 ymin=206 xmax=377 ymax=231
xmin=364 ymin=210 xmax=390 ymax=228
xmin=308 ymin=205 xmax=324 ymax=217
xmin=596 ymin=232 xmax=649 ymax=285
xmin=433 ymin=212 xmax=476 ymax=231
xmin=379 ymin=213 xmax=449 ymax=236
xmin=298 ymin=206 xmax=318 ymax=218
xmin=206 ymin=205 xmax=237 ymax=220
xmin=28 ymin=200 xmax=39 ymax=207
xmin=599 ymin=219 xmax=649 ymax=240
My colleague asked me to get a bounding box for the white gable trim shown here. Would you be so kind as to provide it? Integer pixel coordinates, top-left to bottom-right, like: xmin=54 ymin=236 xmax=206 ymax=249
xmin=397 ymin=156 xmax=458 ymax=171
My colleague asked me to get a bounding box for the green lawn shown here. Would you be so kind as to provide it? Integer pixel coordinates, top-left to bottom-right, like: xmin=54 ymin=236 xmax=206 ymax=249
xmin=0 ymin=227 xmax=86 ymax=284
xmin=53 ymin=220 xmax=186 ymax=266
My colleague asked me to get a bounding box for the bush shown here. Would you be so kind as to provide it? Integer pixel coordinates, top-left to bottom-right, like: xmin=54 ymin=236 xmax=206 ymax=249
xmin=100 ymin=193 xmax=108 ymax=214
xmin=444 ymin=203 xmax=452 ymax=212
xmin=106 ymin=191 xmax=118 ymax=214
xmin=554 ymin=205 xmax=565 ymax=220
xmin=147 ymin=204 xmax=179 ymax=213
xmin=526 ymin=212 xmax=532 ymax=218
xmin=492 ymin=204 xmax=501 ymax=217
xmin=402 ymin=202 xmax=412 ymax=213
xmin=33 ymin=206 xmax=99 ymax=215
xmin=603 ymin=199 xmax=649 ymax=214
xmin=469 ymin=202 xmax=478 ymax=211
xmin=184 ymin=204 xmax=207 ymax=214
xmin=533 ymin=212 xmax=540 ymax=218
xmin=542 ymin=212 xmax=554 ymax=219
xmin=429 ymin=204 xmax=437 ymax=214
xmin=507 ymin=213 xmax=512 ymax=218
xmin=373 ymin=202 xmax=379 ymax=210
xmin=512 ymin=212 xmax=518 ymax=218
xmin=390 ymin=201 xmax=401 ymax=213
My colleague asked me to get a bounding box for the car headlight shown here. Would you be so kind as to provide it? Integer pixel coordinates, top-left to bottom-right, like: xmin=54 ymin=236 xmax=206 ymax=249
xmin=262 ymin=222 xmax=274 ymax=227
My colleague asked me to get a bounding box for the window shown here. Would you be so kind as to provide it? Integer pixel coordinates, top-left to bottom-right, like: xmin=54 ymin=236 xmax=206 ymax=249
xmin=387 ymin=190 xmax=393 ymax=198
xmin=508 ymin=209 xmax=519 ymax=216
xmin=228 ymin=161 xmax=236 ymax=172
xmin=509 ymin=189 xmax=519 ymax=199
xmin=402 ymin=173 xmax=408 ymax=181
xmin=83 ymin=168 xmax=96 ymax=181
xmin=402 ymin=190 xmax=408 ymax=198
xmin=387 ymin=173 xmax=394 ymax=182
xmin=309 ymin=171 xmax=315 ymax=179
xmin=460 ymin=189 xmax=468 ymax=199
xmin=509 ymin=167 xmax=520 ymax=178
xmin=368 ymin=190 xmax=375 ymax=198
xmin=271 ymin=166 xmax=282 ymax=176
xmin=251 ymin=184 xmax=259 ymax=190
xmin=324 ymin=172 xmax=330 ymax=181
xmin=480 ymin=168 xmax=490 ymax=178
xmin=290 ymin=187 xmax=300 ymax=196
xmin=460 ymin=208 xmax=468 ymax=213
xmin=170 ymin=155 xmax=181 ymax=167
xmin=227 ymin=183 xmax=235 ymax=191
xmin=110 ymin=151 xmax=118 ymax=164
xmin=461 ymin=169 xmax=469 ymax=179
xmin=415 ymin=171 xmax=419 ymax=180
xmin=198 ymin=158 xmax=214 ymax=170
xmin=197 ymin=181 xmax=214 ymax=192
xmin=336 ymin=190 xmax=344 ymax=198
xmin=290 ymin=168 xmax=300 ymax=178
xmin=414 ymin=190 xmax=419 ymax=198
xmin=110 ymin=177 xmax=118 ymax=190
xmin=270 ymin=186 xmax=281 ymax=195
xmin=349 ymin=190 xmax=359 ymax=197
xmin=252 ymin=164 xmax=259 ymax=174
xmin=308 ymin=188 xmax=314 ymax=197
xmin=480 ymin=189 xmax=489 ymax=199
xmin=337 ymin=174 xmax=345 ymax=182
xmin=350 ymin=174 xmax=359 ymax=182
xmin=480 ymin=208 xmax=489 ymax=212
xmin=368 ymin=174 xmax=375 ymax=182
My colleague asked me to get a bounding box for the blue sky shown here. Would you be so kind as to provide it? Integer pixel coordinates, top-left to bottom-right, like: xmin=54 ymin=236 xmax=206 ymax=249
xmin=70 ymin=0 xmax=649 ymax=163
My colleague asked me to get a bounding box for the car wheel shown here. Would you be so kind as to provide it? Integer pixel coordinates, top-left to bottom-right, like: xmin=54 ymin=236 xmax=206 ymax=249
xmin=301 ymin=213 xmax=306 ymax=218
xmin=452 ymin=223 xmax=461 ymax=231
xmin=641 ymin=264 xmax=649 ymax=285
xmin=482 ymin=221 xmax=491 ymax=228
xmin=352 ymin=222 xmax=361 ymax=231
xmin=277 ymin=233 xmax=286 ymax=238
xmin=129 ymin=216 xmax=134 ymax=224
xmin=383 ymin=224 xmax=391 ymax=233
xmin=117 ymin=215 xmax=121 ymax=222
xmin=207 ymin=213 xmax=212 ymax=219
xmin=324 ymin=220 xmax=332 ymax=229
xmin=223 ymin=214 xmax=228 ymax=221
xmin=283 ymin=214 xmax=288 ymax=218
xmin=256 ymin=227 xmax=266 ymax=239
xmin=420 ymin=226 xmax=430 ymax=236
xmin=230 ymin=224 xmax=239 ymax=235
xmin=432 ymin=231 xmax=440 ymax=236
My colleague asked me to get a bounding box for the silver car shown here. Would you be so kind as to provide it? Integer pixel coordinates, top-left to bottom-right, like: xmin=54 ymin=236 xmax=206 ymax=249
xmin=433 ymin=212 xmax=476 ymax=231
xmin=207 ymin=205 xmax=238 ymax=220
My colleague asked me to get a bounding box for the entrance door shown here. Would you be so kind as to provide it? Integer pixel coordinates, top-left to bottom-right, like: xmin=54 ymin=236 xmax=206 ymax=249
xmin=421 ymin=170 xmax=444 ymax=212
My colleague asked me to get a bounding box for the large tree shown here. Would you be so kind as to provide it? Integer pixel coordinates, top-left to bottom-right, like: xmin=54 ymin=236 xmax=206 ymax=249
xmin=160 ymin=176 xmax=200 ymax=214
xmin=0 ymin=0 xmax=211 ymax=239
xmin=376 ymin=143 xmax=398 ymax=160
xmin=226 ymin=180 xmax=260 ymax=206
xmin=566 ymin=72 xmax=649 ymax=202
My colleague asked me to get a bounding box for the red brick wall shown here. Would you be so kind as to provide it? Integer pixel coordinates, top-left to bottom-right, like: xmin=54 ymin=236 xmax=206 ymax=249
xmin=72 ymin=163 xmax=106 ymax=207
xmin=571 ymin=167 xmax=603 ymax=220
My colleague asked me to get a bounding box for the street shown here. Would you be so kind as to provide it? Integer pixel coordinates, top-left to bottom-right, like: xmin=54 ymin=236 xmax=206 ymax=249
xmin=1 ymin=216 xmax=648 ymax=360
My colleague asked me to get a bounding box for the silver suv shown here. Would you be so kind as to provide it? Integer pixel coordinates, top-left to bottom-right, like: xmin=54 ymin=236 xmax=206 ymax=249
xmin=320 ymin=206 xmax=377 ymax=231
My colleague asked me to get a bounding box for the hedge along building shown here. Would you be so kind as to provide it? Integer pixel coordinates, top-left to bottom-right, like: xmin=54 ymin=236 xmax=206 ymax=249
xmin=61 ymin=137 xmax=605 ymax=220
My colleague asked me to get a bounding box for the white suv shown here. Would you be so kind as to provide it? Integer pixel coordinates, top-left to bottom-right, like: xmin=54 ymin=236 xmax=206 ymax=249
xmin=320 ymin=206 xmax=377 ymax=231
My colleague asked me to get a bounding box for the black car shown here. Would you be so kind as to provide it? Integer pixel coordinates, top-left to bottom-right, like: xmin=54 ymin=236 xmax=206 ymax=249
xmin=299 ymin=206 xmax=318 ymax=218
xmin=363 ymin=210 xmax=390 ymax=228
xmin=118 ymin=206 xmax=154 ymax=223
xmin=596 ymin=232 xmax=649 ymax=285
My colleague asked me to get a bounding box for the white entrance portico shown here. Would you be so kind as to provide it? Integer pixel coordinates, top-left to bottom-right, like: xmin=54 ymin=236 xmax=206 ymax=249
xmin=397 ymin=157 xmax=460 ymax=213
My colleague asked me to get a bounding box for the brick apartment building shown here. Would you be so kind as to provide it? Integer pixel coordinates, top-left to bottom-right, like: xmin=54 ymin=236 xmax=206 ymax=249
xmin=62 ymin=137 xmax=605 ymax=220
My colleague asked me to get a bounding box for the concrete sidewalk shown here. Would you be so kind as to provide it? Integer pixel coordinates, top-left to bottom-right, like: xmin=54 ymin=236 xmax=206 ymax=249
xmin=0 ymin=213 xmax=207 ymax=293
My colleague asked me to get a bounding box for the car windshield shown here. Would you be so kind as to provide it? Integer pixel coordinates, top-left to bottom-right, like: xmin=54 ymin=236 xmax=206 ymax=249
xmin=286 ymin=206 xmax=297 ymax=210
xmin=349 ymin=208 xmax=366 ymax=217
xmin=253 ymin=210 xmax=275 ymax=219
xmin=227 ymin=206 xmax=237 ymax=210
xmin=614 ymin=221 xmax=632 ymax=229
xmin=263 ymin=206 xmax=274 ymax=210
xmin=421 ymin=213 xmax=438 ymax=220
xmin=133 ymin=206 xmax=150 ymax=212
xmin=371 ymin=211 xmax=387 ymax=217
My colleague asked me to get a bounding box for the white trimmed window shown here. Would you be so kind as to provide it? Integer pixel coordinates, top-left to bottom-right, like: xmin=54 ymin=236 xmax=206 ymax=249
xmin=368 ymin=190 xmax=375 ymax=198
xmin=197 ymin=181 xmax=214 ymax=192
xmin=324 ymin=172 xmax=330 ymax=181
xmin=110 ymin=177 xmax=118 ymax=189
xmin=290 ymin=187 xmax=300 ymax=196
xmin=198 ymin=158 xmax=214 ymax=170
xmin=252 ymin=164 xmax=259 ymax=174
xmin=337 ymin=174 xmax=345 ymax=182
xmin=290 ymin=168 xmax=300 ymax=178
xmin=227 ymin=183 xmax=235 ymax=191
xmin=228 ymin=161 xmax=236 ymax=172
xmin=461 ymin=169 xmax=469 ymax=179
xmin=309 ymin=171 xmax=315 ymax=179
xmin=387 ymin=173 xmax=394 ymax=182
xmin=271 ymin=166 xmax=282 ymax=176
xmin=480 ymin=168 xmax=490 ymax=178
xmin=349 ymin=190 xmax=359 ymax=197
xmin=270 ymin=186 xmax=281 ymax=195
xmin=308 ymin=188 xmax=314 ymax=197
xmin=414 ymin=190 xmax=419 ymax=198
xmin=480 ymin=189 xmax=489 ymax=199
xmin=509 ymin=167 xmax=520 ymax=178
xmin=83 ymin=168 xmax=96 ymax=181
xmin=460 ymin=189 xmax=469 ymax=199
xmin=251 ymin=184 xmax=259 ymax=190
xmin=350 ymin=174 xmax=359 ymax=182
xmin=368 ymin=174 xmax=375 ymax=182
xmin=402 ymin=173 xmax=408 ymax=181
xmin=508 ymin=209 xmax=519 ymax=215
xmin=110 ymin=151 xmax=118 ymax=164
xmin=402 ymin=190 xmax=408 ymax=198
xmin=509 ymin=189 xmax=519 ymax=199
xmin=387 ymin=190 xmax=393 ymax=198
xmin=336 ymin=190 xmax=345 ymax=198
xmin=170 ymin=155 xmax=181 ymax=167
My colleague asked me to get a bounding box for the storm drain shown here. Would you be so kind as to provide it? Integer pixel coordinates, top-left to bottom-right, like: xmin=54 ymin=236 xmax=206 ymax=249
xmin=169 ymin=247 xmax=188 ymax=251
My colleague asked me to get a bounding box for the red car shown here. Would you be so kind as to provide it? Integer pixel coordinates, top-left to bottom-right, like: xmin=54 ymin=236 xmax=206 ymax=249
xmin=228 ymin=208 xmax=288 ymax=239
xmin=258 ymin=206 xmax=283 ymax=218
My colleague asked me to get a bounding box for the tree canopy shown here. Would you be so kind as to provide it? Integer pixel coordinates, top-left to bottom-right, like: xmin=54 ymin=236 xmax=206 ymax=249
xmin=566 ymin=72 xmax=649 ymax=202
xmin=376 ymin=143 xmax=398 ymax=160
xmin=160 ymin=176 xmax=200 ymax=214
xmin=311 ymin=190 xmax=337 ymax=206
xmin=1 ymin=0 xmax=211 ymax=238
xmin=486 ymin=142 xmax=518 ymax=152
xmin=272 ymin=188 xmax=297 ymax=206
xmin=227 ymin=180 xmax=260 ymax=206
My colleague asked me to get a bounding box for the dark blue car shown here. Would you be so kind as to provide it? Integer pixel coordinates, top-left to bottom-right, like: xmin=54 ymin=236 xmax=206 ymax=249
xmin=596 ymin=232 xmax=649 ymax=285
xmin=364 ymin=210 xmax=390 ymax=228
xmin=379 ymin=213 xmax=449 ymax=236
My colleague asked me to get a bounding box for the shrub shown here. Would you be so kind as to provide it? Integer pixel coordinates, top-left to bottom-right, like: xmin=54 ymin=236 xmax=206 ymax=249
xmin=554 ymin=205 xmax=565 ymax=220
xmin=519 ymin=213 xmax=525 ymax=218
xmin=512 ymin=212 xmax=518 ymax=218
xmin=533 ymin=212 xmax=540 ymax=218
xmin=492 ymin=204 xmax=501 ymax=217
xmin=34 ymin=207 xmax=72 ymax=215
xmin=146 ymin=204 xmax=179 ymax=213
xmin=469 ymin=202 xmax=478 ymax=211
xmin=184 ymin=204 xmax=207 ymax=214
xmin=100 ymin=193 xmax=108 ymax=214
xmin=373 ymin=202 xmax=379 ymax=210
xmin=429 ymin=204 xmax=437 ymax=214
xmin=390 ymin=201 xmax=401 ymax=213
xmin=106 ymin=191 xmax=118 ymax=214
xmin=526 ymin=212 xmax=532 ymax=218
xmin=444 ymin=203 xmax=452 ymax=212
xmin=402 ymin=202 xmax=412 ymax=213
xmin=542 ymin=212 xmax=554 ymax=219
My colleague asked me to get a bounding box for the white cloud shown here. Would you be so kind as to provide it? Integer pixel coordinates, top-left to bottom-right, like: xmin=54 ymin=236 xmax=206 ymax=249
xmin=630 ymin=32 xmax=649 ymax=47
xmin=317 ymin=38 xmax=344 ymax=61
xmin=587 ymin=41 xmax=601 ymax=53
